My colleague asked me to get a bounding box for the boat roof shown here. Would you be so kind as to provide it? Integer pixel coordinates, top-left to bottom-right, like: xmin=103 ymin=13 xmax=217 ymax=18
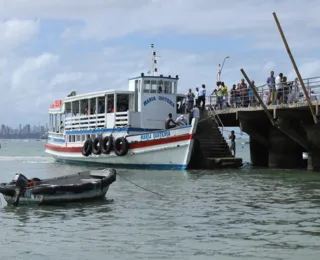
xmin=64 ymin=89 xmax=134 ymax=102
xmin=128 ymin=75 xmax=179 ymax=81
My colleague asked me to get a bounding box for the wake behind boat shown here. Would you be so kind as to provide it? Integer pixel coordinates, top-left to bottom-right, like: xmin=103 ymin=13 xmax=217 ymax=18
xmin=45 ymin=44 xmax=198 ymax=170
xmin=0 ymin=169 xmax=116 ymax=206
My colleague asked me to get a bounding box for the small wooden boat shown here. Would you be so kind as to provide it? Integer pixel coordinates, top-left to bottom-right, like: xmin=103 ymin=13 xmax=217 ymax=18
xmin=0 ymin=169 xmax=116 ymax=206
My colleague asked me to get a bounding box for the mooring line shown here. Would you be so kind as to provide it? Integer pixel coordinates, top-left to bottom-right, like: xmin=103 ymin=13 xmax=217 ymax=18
xmin=117 ymin=173 xmax=167 ymax=198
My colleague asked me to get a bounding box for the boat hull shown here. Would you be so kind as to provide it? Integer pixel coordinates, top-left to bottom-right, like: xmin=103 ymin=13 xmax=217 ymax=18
xmin=3 ymin=186 xmax=110 ymax=206
xmin=45 ymin=120 xmax=198 ymax=170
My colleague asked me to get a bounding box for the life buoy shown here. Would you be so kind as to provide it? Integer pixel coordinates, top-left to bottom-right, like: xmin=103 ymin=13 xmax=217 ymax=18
xmin=101 ymin=136 xmax=113 ymax=154
xmin=82 ymin=139 xmax=93 ymax=157
xmin=92 ymin=137 xmax=102 ymax=155
xmin=113 ymin=137 xmax=129 ymax=156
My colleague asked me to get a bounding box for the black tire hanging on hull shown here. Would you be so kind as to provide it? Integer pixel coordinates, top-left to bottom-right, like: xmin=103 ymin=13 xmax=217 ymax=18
xmin=113 ymin=137 xmax=129 ymax=156
xmin=82 ymin=139 xmax=93 ymax=157
xmin=101 ymin=136 xmax=113 ymax=154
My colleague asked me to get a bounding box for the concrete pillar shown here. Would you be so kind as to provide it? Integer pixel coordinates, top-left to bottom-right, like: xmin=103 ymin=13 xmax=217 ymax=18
xmin=239 ymin=119 xmax=269 ymax=167
xmin=250 ymin=137 xmax=268 ymax=167
xmin=304 ymin=123 xmax=320 ymax=171
xmin=268 ymin=127 xmax=304 ymax=168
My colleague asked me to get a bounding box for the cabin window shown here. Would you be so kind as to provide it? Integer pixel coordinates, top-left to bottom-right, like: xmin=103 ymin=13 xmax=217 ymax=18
xmin=89 ymin=98 xmax=96 ymax=115
xmin=150 ymin=80 xmax=158 ymax=93
xmin=76 ymin=135 xmax=81 ymax=142
xmin=106 ymin=95 xmax=114 ymax=113
xmin=65 ymin=102 xmax=71 ymax=115
xmin=72 ymin=100 xmax=80 ymax=116
xmin=177 ymin=96 xmax=186 ymax=114
xmin=164 ymin=81 xmax=173 ymax=94
xmin=117 ymin=94 xmax=129 ymax=112
xmin=97 ymin=97 xmax=105 ymax=114
xmin=143 ymin=80 xmax=151 ymax=93
xmin=157 ymin=80 xmax=164 ymax=93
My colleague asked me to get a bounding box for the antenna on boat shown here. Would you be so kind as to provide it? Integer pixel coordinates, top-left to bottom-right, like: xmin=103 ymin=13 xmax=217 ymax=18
xmin=151 ymin=44 xmax=160 ymax=76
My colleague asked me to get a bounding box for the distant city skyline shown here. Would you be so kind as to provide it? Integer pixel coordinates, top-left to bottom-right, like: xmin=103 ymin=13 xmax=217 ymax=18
xmin=0 ymin=123 xmax=48 ymax=139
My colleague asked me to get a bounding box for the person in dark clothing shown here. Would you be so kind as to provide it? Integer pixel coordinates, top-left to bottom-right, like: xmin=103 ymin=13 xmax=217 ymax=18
xmin=165 ymin=113 xmax=177 ymax=129
xmin=229 ymin=130 xmax=236 ymax=157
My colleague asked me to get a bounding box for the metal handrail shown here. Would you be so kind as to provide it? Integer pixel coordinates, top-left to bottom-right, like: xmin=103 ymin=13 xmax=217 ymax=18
xmin=206 ymin=79 xmax=320 ymax=110
xmin=207 ymin=105 xmax=224 ymax=131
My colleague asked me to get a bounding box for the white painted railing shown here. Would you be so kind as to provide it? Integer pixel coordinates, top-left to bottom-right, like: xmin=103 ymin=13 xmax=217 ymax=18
xmin=64 ymin=113 xmax=105 ymax=130
xmin=114 ymin=111 xmax=129 ymax=127
xmin=48 ymin=131 xmax=64 ymax=139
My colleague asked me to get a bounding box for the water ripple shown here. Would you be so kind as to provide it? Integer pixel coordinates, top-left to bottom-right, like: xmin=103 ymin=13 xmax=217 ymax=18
xmin=0 ymin=168 xmax=320 ymax=260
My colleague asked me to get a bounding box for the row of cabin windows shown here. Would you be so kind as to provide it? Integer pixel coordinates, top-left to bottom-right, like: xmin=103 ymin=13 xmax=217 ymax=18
xmin=142 ymin=80 xmax=176 ymax=94
xmin=68 ymin=134 xmax=98 ymax=143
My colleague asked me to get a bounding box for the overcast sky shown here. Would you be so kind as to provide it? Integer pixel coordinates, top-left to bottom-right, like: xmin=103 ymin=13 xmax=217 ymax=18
xmin=0 ymin=0 xmax=320 ymax=126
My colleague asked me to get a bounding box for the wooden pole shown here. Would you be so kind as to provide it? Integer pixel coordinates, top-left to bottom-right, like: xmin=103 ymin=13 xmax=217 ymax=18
xmin=240 ymin=68 xmax=275 ymax=126
xmin=272 ymin=12 xmax=318 ymax=124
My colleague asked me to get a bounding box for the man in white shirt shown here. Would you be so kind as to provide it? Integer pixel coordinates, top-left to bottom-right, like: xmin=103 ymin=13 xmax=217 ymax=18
xmin=190 ymin=105 xmax=200 ymax=120
xmin=194 ymin=87 xmax=199 ymax=106
xmin=198 ymin=84 xmax=206 ymax=110
xmin=275 ymin=73 xmax=283 ymax=104
xmin=175 ymin=115 xmax=187 ymax=126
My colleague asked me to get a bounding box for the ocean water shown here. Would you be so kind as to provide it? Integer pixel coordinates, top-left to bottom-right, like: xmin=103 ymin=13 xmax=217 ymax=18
xmin=0 ymin=140 xmax=319 ymax=260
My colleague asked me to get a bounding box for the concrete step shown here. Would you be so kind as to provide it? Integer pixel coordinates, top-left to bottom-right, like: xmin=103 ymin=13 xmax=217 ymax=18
xmin=204 ymin=157 xmax=243 ymax=168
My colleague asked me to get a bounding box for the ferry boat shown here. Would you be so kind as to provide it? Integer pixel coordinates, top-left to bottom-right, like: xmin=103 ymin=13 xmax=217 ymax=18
xmin=45 ymin=44 xmax=198 ymax=170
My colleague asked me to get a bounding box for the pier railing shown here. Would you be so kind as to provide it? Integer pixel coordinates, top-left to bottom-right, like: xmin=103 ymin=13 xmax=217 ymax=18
xmin=206 ymin=76 xmax=320 ymax=111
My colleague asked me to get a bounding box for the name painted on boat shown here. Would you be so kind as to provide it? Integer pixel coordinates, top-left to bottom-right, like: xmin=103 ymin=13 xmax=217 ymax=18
xmin=140 ymin=130 xmax=171 ymax=140
xmin=143 ymin=96 xmax=156 ymax=106
xmin=143 ymin=96 xmax=175 ymax=107
xmin=158 ymin=96 xmax=175 ymax=107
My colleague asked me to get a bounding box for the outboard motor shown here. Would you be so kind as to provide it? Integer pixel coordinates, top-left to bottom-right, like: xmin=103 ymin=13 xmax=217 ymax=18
xmin=12 ymin=173 xmax=28 ymax=189
xmin=12 ymin=173 xmax=29 ymax=206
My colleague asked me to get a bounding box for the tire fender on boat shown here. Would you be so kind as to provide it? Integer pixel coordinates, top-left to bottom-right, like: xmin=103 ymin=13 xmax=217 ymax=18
xmin=101 ymin=136 xmax=113 ymax=154
xmin=82 ymin=139 xmax=93 ymax=157
xmin=92 ymin=137 xmax=102 ymax=155
xmin=113 ymin=137 xmax=129 ymax=156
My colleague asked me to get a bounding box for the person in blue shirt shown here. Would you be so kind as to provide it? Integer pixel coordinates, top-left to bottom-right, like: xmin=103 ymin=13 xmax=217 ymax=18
xmin=266 ymin=71 xmax=276 ymax=105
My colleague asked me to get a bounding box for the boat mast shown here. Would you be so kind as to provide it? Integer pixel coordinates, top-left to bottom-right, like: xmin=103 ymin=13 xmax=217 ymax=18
xmin=151 ymin=44 xmax=158 ymax=76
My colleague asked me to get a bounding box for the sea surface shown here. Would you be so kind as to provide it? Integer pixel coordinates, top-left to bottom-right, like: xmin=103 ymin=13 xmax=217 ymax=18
xmin=0 ymin=139 xmax=319 ymax=260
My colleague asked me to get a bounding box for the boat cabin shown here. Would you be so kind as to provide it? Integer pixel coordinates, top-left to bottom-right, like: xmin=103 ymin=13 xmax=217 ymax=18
xmin=48 ymin=74 xmax=188 ymax=136
xmin=48 ymin=45 xmax=189 ymax=142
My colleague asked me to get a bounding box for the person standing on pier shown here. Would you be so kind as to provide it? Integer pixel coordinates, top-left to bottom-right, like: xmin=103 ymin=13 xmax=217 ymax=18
xmin=198 ymin=84 xmax=206 ymax=110
xmin=229 ymin=130 xmax=236 ymax=157
xmin=267 ymin=71 xmax=276 ymax=105
xmin=186 ymin=89 xmax=195 ymax=110
xmin=194 ymin=87 xmax=199 ymax=106
xmin=276 ymin=73 xmax=283 ymax=104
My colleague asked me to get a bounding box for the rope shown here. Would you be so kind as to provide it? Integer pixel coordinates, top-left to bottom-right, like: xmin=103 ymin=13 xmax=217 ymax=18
xmin=117 ymin=172 xmax=168 ymax=198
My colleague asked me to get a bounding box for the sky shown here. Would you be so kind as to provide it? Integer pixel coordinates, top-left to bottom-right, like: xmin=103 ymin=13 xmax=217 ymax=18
xmin=1 ymin=0 xmax=320 ymax=126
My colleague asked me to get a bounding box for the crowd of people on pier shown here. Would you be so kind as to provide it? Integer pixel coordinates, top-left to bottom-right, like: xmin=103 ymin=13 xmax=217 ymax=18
xmin=185 ymin=70 xmax=317 ymax=110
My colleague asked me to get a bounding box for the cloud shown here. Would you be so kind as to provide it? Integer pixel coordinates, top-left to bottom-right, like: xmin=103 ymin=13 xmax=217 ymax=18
xmin=0 ymin=0 xmax=320 ymax=126
xmin=11 ymin=53 xmax=59 ymax=90
xmin=0 ymin=19 xmax=39 ymax=51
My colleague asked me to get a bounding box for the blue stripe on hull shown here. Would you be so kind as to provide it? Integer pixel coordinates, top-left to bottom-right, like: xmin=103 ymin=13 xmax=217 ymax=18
xmin=65 ymin=127 xmax=160 ymax=135
xmin=55 ymin=158 xmax=187 ymax=171
xmin=48 ymin=137 xmax=65 ymax=143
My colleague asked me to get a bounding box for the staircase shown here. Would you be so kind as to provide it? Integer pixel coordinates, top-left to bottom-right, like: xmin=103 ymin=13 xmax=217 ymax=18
xmin=188 ymin=106 xmax=243 ymax=169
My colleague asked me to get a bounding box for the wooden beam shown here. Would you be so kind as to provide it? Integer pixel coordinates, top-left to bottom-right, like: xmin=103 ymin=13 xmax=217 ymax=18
xmin=273 ymin=12 xmax=318 ymax=124
xmin=240 ymin=68 xmax=275 ymax=126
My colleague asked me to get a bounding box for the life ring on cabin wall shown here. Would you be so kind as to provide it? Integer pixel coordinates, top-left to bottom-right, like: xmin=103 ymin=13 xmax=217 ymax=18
xmin=101 ymin=136 xmax=113 ymax=154
xmin=82 ymin=139 xmax=93 ymax=157
xmin=113 ymin=137 xmax=129 ymax=156
xmin=92 ymin=137 xmax=102 ymax=155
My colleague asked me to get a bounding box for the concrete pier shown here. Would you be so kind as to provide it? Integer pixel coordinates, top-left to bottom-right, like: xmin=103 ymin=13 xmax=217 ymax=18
xmin=214 ymin=101 xmax=320 ymax=171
